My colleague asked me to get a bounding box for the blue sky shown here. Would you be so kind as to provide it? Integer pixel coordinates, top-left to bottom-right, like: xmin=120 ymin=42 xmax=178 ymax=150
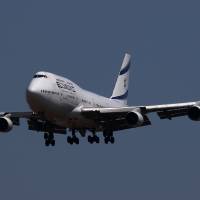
xmin=0 ymin=0 xmax=200 ymax=199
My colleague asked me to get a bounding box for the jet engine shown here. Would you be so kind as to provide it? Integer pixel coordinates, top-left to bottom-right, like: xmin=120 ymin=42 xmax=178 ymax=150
xmin=188 ymin=106 xmax=200 ymax=121
xmin=126 ymin=111 xmax=144 ymax=126
xmin=0 ymin=117 xmax=13 ymax=132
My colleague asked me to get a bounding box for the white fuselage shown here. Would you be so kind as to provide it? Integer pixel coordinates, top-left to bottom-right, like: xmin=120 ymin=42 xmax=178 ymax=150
xmin=26 ymin=71 xmax=122 ymax=130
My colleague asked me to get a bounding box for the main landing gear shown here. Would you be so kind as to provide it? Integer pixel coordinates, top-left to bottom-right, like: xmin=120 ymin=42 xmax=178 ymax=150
xmin=104 ymin=136 xmax=115 ymax=144
xmin=44 ymin=132 xmax=55 ymax=146
xmin=103 ymin=130 xmax=115 ymax=144
xmin=43 ymin=129 xmax=115 ymax=146
xmin=87 ymin=130 xmax=100 ymax=144
xmin=67 ymin=129 xmax=79 ymax=145
xmin=67 ymin=129 xmax=115 ymax=144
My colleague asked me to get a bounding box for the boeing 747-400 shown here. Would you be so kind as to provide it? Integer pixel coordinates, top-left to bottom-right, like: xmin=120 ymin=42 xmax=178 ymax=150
xmin=0 ymin=54 xmax=199 ymax=146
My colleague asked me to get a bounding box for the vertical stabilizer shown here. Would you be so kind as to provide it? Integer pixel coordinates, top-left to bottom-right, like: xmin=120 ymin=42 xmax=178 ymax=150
xmin=110 ymin=53 xmax=131 ymax=105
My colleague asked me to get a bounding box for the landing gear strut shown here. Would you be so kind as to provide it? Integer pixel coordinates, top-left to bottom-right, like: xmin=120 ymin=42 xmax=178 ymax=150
xmin=44 ymin=132 xmax=55 ymax=146
xmin=87 ymin=130 xmax=100 ymax=144
xmin=67 ymin=129 xmax=79 ymax=145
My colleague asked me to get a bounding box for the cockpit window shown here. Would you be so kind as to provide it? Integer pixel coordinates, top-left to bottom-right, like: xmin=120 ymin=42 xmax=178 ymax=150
xmin=33 ymin=74 xmax=47 ymax=78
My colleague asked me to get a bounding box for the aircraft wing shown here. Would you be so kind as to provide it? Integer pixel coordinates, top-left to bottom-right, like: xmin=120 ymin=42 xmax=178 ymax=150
xmin=0 ymin=112 xmax=66 ymax=134
xmin=0 ymin=112 xmax=36 ymax=118
xmin=0 ymin=101 xmax=198 ymax=133
xmin=0 ymin=112 xmax=36 ymax=125
xmin=81 ymin=106 xmax=151 ymax=131
xmin=81 ymin=101 xmax=199 ymax=131
xmin=145 ymin=102 xmax=197 ymax=119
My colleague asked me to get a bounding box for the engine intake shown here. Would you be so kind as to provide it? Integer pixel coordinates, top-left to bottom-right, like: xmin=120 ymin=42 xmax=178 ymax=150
xmin=188 ymin=106 xmax=200 ymax=121
xmin=0 ymin=117 xmax=13 ymax=132
xmin=126 ymin=111 xmax=144 ymax=126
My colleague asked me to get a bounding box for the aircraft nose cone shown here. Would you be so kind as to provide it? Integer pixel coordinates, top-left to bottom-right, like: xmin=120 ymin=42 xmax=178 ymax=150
xmin=26 ymin=81 xmax=41 ymax=104
xmin=27 ymin=83 xmax=40 ymax=96
xmin=26 ymin=81 xmax=45 ymax=112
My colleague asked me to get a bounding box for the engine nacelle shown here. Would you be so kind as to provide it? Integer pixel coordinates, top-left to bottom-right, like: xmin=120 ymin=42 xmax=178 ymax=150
xmin=126 ymin=111 xmax=144 ymax=126
xmin=0 ymin=117 xmax=13 ymax=132
xmin=188 ymin=106 xmax=200 ymax=121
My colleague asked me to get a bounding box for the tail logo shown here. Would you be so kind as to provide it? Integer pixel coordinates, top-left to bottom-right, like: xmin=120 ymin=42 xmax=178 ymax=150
xmin=119 ymin=61 xmax=130 ymax=75
xmin=124 ymin=78 xmax=127 ymax=88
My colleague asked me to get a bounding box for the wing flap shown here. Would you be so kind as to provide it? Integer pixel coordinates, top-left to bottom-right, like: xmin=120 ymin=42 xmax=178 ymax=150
xmin=157 ymin=108 xmax=189 ymax=120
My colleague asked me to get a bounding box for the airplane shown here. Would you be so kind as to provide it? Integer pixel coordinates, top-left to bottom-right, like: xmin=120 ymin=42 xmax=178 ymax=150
xmin=0 ymin=53 xmax=199 ymax=146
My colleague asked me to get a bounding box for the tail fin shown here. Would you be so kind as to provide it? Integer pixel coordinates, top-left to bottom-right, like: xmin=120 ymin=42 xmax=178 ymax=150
xmin=110 ymin=53 xmax=131 ymax=105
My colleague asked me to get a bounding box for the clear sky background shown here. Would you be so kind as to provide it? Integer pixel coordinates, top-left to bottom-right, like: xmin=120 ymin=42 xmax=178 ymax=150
xmin=0 ymin=0 xmax=200 ymax=199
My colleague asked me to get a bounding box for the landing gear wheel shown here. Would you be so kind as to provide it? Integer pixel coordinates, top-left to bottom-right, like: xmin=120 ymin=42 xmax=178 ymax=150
xmin=51 ymin=139 xmax=55 ymax=146
xmin=73 ymin=136 xmax=79 ymax=145
xmin=67 ymin=136 xmax=73 ymax=145
xmin=103 ymin=129 xmax=114 ymax=144
xmin=88 ymin=135 xmax=93 ymax=144
xmin=68 ymin=129 xmax=79 ymax=145
xmin=45 ymin=139 xmax=50 ymax=146
xmin=44 ymin=132 xmax=55 ymax=147
xmin=94 ymin=136 xmax=100 ymax=144
xmin=104 ymin=137 xmax=109 ymax=144
xmin=110 ymin=136 xmax=115 ymax=144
